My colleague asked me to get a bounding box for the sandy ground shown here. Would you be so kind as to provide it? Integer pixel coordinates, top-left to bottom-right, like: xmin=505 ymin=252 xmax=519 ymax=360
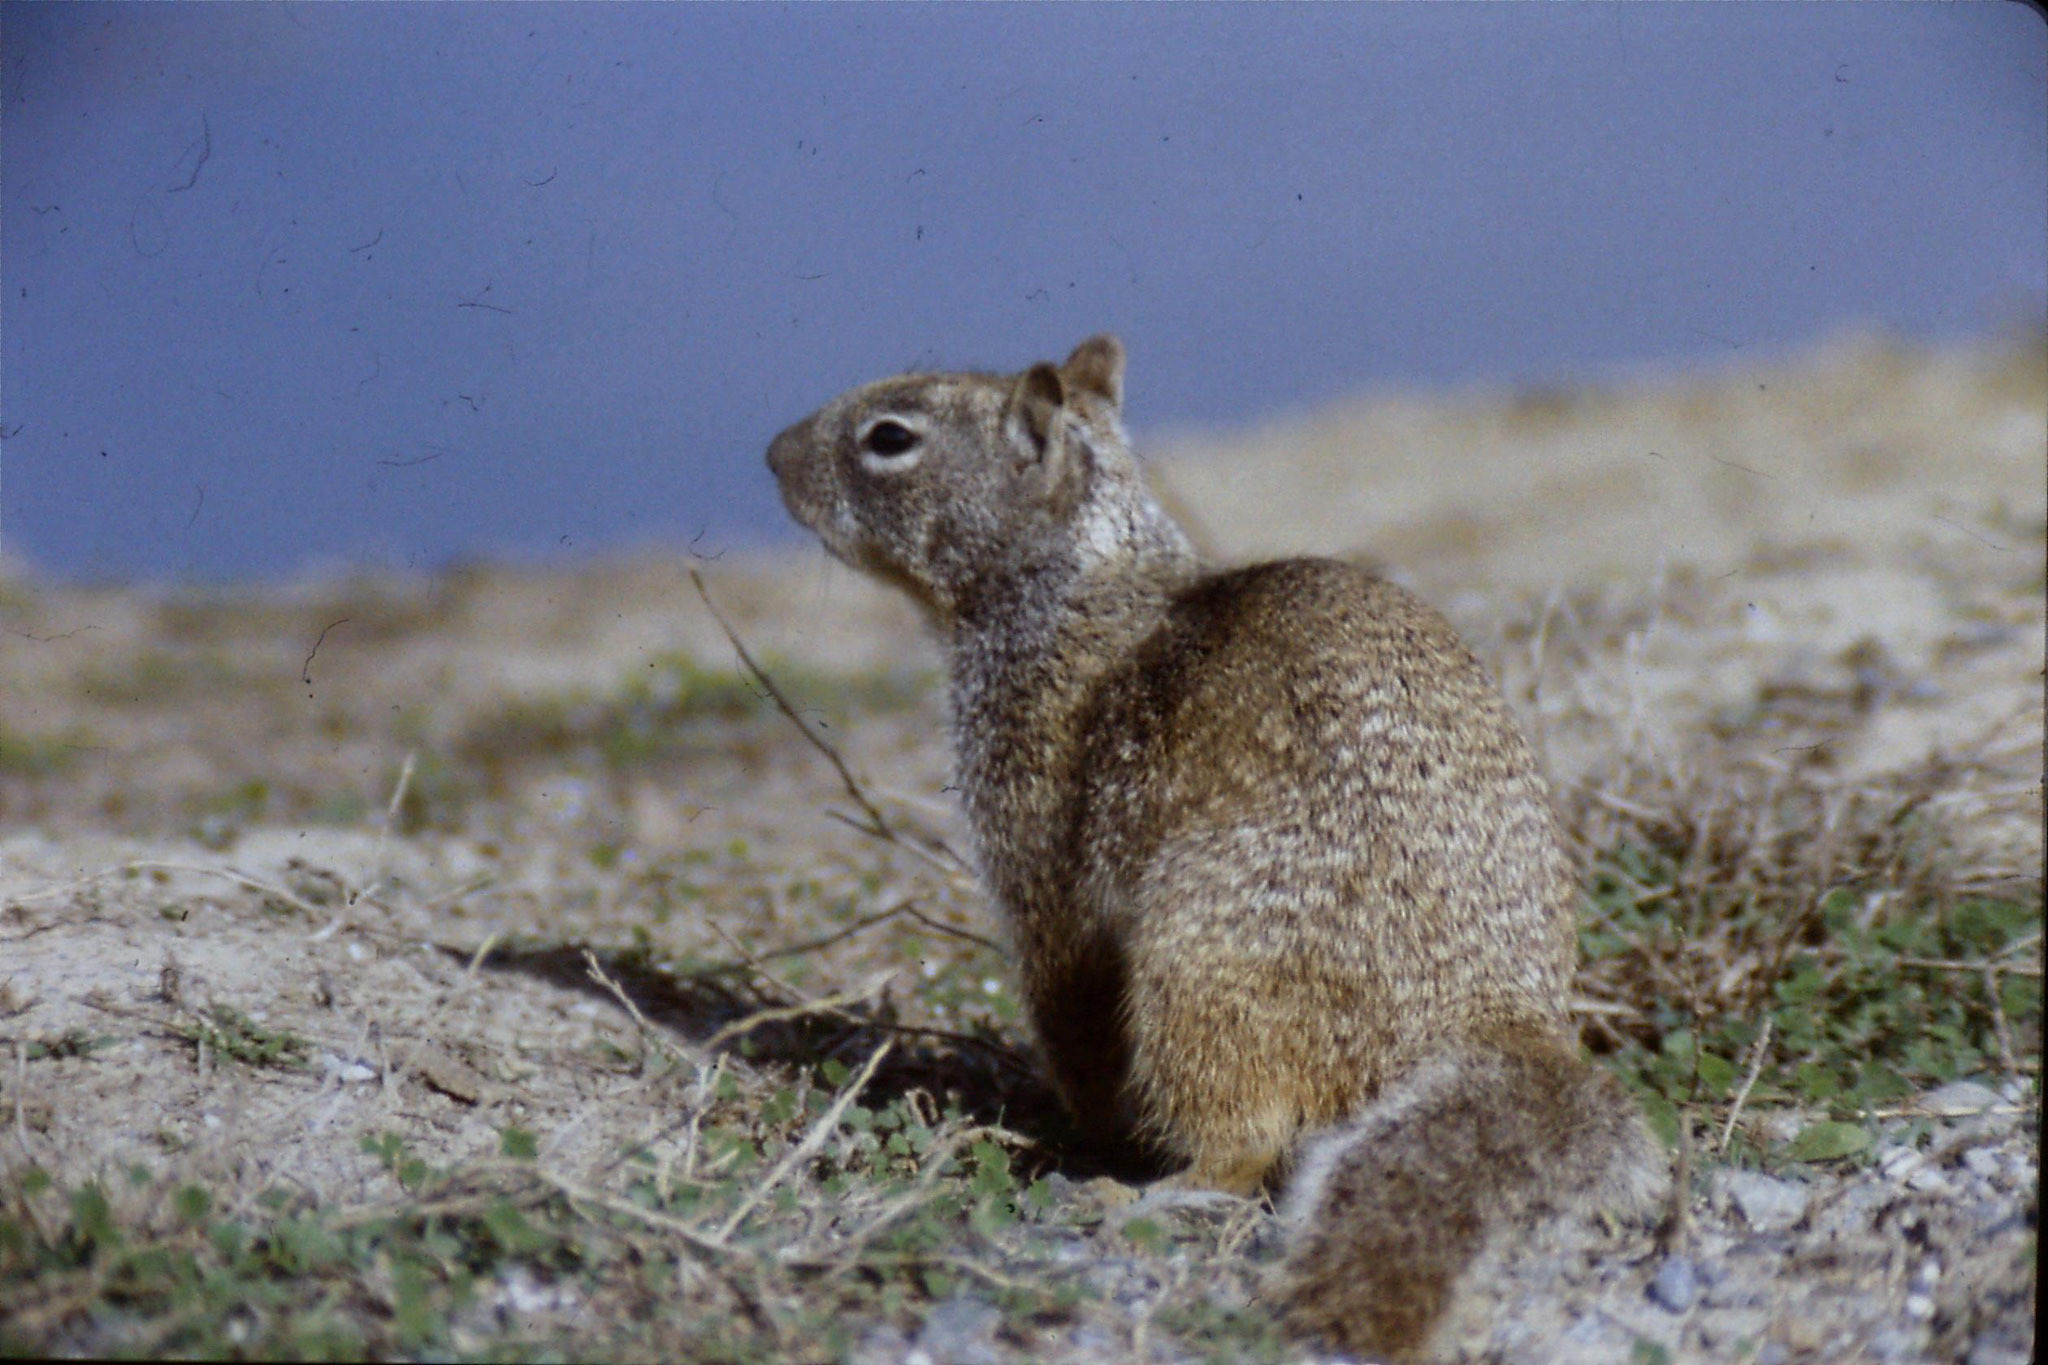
xmin=0 ymin=333 xmax=2039 ymax=1362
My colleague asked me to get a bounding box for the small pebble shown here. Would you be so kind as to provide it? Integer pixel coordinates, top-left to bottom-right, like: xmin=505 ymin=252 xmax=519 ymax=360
xmin=1757 ymin=1110 xmax=1807 ymax=1144
xmin=1920 ymin=1080 xmax=2002 ymax=1116
xmin=1721 ymin=1170 xmax=1810 ymax=1232
xmin=1558 ymin=1310 xmax=1637 ymax=1351
xmin=1868 ymin=1324 xmax=1926 ymax=1361
xmin=1647 ymin=1255 xmax=1699 ymax=1312
xmin=914 ymin=1295 xmax=1002 ymax=1365
xmin=1909 ymin=1255 xmax=1941 ymax=1295
xmin=1966 ymin=1334 xmax=2035 ymax=1365
xmin=1877 ymin=1143 xmax=1922 ymax=1180
xmin=319 ymin=1052 xmax=376 ymax=1084
xmin=1067 ymin=1325 xmax=1121 ymax=1356
xmin=846 ymin=1325 xmax=913 ymax=1365
xmin=1960 ymin=1146 xmax=2008 ymax=1183
xmin=1904 ymin=1164 xmax=1954 ymax=1196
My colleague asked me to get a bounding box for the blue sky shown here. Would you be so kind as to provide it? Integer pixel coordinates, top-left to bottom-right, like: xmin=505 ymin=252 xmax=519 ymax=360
xmin=4 ymin=2 xmax=2043 ymax=582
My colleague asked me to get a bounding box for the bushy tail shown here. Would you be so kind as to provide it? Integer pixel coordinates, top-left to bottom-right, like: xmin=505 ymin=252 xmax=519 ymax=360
xmin=1274 ymin=1028 xmax=1665 ymax=1362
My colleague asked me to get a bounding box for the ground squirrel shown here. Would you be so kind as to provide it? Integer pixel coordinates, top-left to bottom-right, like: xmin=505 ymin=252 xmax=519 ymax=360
xmin=765 ymin=335 xmax=1665 ymax=1360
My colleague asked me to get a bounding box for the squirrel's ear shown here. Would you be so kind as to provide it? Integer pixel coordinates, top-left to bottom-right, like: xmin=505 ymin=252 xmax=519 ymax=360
xmin=1008 ymin=361 xmax=1089 ymax=513
xmin=1061 ymin=334 xmax=1124 ymax=412
xmin=1009 ymin=361 xmax=1068 ymax=460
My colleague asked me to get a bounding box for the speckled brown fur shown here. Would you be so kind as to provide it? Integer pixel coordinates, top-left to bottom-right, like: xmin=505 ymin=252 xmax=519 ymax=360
xmin=765 ymin=335 xmax=1665 ymax=1360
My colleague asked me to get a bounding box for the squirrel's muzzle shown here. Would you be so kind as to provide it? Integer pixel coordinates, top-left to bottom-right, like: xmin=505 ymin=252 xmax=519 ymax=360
xmin=765 ymin=418 xmax=827 ymax=534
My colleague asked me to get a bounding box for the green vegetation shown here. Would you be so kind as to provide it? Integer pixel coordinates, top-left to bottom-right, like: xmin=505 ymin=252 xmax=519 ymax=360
xmin=1578 ymin=758 xmax=2042 ymax=1167
xmin=190 ymin=779 xmax=273 ymax=851
xmin=456 ymin=651 xmax=929 ymax=773
xmin=389 ymin=749 xmax=477 ymax=836
xmin=0 ymin=723 xmax=99 ymax=777
xmin=0 ymin=1072 xmax=1279 ymax=1362
xmin=1 ymin=536 xmax=2037 ymax=1360
xmin=74 ymin=648 xmax=248 ymax=709
xmin=6 ymin=711 xmax=2035 ymax=1358
xmin=21 ymin=1029 xmax=120 ymax=1062
xmin=173 ymin=1005 xmax=313 ymax=1072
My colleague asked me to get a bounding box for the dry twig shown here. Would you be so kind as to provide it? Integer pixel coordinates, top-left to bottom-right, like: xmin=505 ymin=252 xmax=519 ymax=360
xmin=711 ymin=1036 xmax=892 ymax=1243
xmin=12 ymin=1037 xmax=30 ymax=1163
xmin=539 ymin=1168 xmax=733 ymax=1257
xmin=8 ymin=860 xmax=326 ymax=918
xmin=352 ymin=750 xmax=416 ymax=906
xmin=584 ymin=947 xmax=691 ymax=1066
xmin=689 ymin=567 xmax=969 ymax=879
xmin=1984 ymin=961 xmax=2021 ymax=1080
xmin=1657 ymin=1115 xmax=1694 ymax=1255
xmin=799 ymin=1123 xmax=1040 ymax=1272
xmin=744 ymin=897 xmax=1000 ymax=964
xmin=701 ymin=970 xmax=897 ymax=1054
xmin=1717 ymin=1017 xmax=1773 ymax=1155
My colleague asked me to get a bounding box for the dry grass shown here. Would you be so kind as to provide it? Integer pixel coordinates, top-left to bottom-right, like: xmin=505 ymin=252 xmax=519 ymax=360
xmin=1564 ymin=705 xmax=2038 ymax=1134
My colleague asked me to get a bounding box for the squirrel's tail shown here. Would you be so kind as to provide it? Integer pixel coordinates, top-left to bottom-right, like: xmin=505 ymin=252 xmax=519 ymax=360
xmin=1273 ymin=1026 xmax=1665 ymax=1362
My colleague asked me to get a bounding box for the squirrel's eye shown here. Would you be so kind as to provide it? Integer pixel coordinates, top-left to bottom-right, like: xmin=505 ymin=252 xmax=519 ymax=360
xmin=862 ymin=420 xmax=920 ymax=458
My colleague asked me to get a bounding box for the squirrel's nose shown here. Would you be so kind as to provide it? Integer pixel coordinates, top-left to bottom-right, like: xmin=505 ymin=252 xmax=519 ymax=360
xmin=765 ymin=420 xmax=810 ymax=484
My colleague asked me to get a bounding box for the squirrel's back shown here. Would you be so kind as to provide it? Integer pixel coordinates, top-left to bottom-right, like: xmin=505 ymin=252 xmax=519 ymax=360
xmin=1072 ymin=558 xmax=1582 ymax=1163
xmin=766 ymin=336 xmax=1665 ymax=1360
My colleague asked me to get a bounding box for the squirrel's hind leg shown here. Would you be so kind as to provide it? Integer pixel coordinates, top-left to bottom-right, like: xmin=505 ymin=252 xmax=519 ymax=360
xmin=1121 ymin=961 xmax=1336 ymax=1197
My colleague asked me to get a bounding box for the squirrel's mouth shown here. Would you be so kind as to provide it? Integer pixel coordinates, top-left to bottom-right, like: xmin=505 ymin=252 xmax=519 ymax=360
xmin=778 ymin=491 xmax=938 ymax=614
xmin=768 ymin=470 xmax=823 ymax=537
xmin=764 ymin=421 xmax=831 ymax=524
xmin=765 ymin=444 xmax=837 ymax=549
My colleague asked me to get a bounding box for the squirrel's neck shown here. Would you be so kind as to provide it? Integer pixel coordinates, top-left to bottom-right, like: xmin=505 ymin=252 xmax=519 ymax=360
xmin=945 ymin=494 xmax=1199 ymax=746
xmin=942 ymin=493 xmax=1199 ymax=914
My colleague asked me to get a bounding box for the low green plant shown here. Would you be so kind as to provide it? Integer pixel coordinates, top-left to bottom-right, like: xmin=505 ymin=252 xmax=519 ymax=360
xmin=0 ymin=723 xmax=98 ymax=777
xmin=175 ymin=1005 xmax=312 ymax=1072
xmin=22 ymin=1029 xmax=120 ymax=1061
xmin=187 ymin=778 xmax=272 ymax=851
xmin=455 ymin=652 xmax=931 ymax=775
xmin=1583 ymin=826 xmax=2040 ymax=1165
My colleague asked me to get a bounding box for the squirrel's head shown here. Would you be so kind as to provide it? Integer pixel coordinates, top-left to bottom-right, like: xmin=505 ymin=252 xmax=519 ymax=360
xmin=768 ymin=334 xmax=1182 ymax=621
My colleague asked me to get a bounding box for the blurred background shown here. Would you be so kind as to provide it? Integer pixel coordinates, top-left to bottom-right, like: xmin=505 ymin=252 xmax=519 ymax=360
xmin=4 ymin=1 xmax=2043 ymax=583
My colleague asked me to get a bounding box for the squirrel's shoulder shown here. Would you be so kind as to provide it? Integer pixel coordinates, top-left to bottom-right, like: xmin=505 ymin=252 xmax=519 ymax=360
xmin=1084 ymin=556 xmax=1514 ymax=772
xmin=1174 ymin=556 xmax=1418 ymax=618
xmin=1155 ymin=557 xmax=1480 ymax=673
